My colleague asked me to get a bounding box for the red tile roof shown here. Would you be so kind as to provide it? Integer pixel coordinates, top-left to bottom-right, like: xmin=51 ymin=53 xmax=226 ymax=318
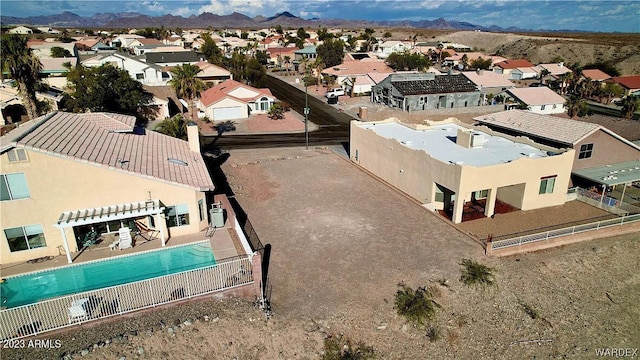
xmin=610 ymin=76 xmax=640 ymax=90
xmin=10 ymin=112 xmax=214 ymax=191
xmin=494 ymin=59 xmax=535 ymax=69
xmin=199 ymin=79 xmax=273 ymax=107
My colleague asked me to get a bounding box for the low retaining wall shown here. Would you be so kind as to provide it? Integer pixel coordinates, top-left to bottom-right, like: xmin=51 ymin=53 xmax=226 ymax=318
xmin=487 ymin=221 xmax=640 ymax=257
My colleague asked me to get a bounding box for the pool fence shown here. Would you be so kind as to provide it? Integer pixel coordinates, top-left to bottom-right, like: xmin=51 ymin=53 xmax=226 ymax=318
xmin=0 ymin=254 xmax=256 ymax=340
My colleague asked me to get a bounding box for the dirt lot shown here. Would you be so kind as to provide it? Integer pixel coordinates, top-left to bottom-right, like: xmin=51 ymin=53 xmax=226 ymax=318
xmin=10 ymin=147 xmax=636 ymax=360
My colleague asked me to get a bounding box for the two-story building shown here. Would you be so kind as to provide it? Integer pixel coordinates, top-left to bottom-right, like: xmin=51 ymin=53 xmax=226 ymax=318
xmin=1 ymin=112 xmax=214 ymax=265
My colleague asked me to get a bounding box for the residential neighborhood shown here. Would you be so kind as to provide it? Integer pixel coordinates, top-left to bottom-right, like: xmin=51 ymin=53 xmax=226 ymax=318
xmin=1 ymin=5 xmax=639 ymax=359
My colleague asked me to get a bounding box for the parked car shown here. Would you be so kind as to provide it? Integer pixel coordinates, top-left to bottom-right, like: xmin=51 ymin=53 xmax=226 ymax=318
xmin=325 ymin=87 xmax=345 ymax=98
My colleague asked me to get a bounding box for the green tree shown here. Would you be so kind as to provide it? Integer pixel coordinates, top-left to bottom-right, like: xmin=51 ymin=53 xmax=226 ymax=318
xmin=274 ymin=25 xmax=283 ymax=34
xmin=168 ymin=64 xmax=205 ymax=120
xmin=621 ymin=96 xmax=639 ymax=119
xmin=469 ymin=56 xmax=492 ymax=70
xmin=154 ymin=114 xmax=187 ymax=140
xmin=386 ymin=51 xmax=431 ymax=71
xmin=200 ymin=33 xmax=224 ymax=65
xmin=565 ymin=94 xmax=587 ymax=118
xmin=317 ymin=27 xmax=333 ymax=41
xmin=316 ymin=38 xmax=345 ymax=68
xmin=460 ymin=54 xmax=469 ymax=70
xmin=602 ymin=82 xmax=624 ymax=104
xmin=383 ymin=31 xmax=392 ymax=38
xmin=255 ymin=50 xmax=269 ymax=65
xmin=50 ymin=46 xmax=72 ymax=58
xmin=245 ymin=58 xmax=267 ymax=87
xmin=538 ymin=68 xmax=551 ymax=85
xmin=64 ymin=64 xmax=154 ymax=120
xmin=267 ymin=103 xmax=286 ymax=120
xmin=1 ymin=34 xmax=43 ymax=120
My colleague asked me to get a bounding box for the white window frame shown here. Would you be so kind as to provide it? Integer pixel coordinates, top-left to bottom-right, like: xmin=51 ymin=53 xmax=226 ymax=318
xmin=166 ymin=204 xmax=190 ymax=227
xmin=578 ymin=143 xmax=594 ymax=159
xmin=1 ymin=173 xmax=31 ymax=201
xmin=4 ymin=224 xmax=46 ymax=252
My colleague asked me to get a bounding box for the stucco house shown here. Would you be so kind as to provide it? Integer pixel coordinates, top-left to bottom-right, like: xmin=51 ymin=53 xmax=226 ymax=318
xmin=462 ymin=70 xmax=515 ymax=103
xmin=82 ymin=52 xmax=172 ymax=86
xmin=195 ymin=61 xmax=233 ymax=86
xmin=7 ymin=26 xmax=33 ymax=35
xmin=197 ymin=79 xmax=275 ymax=121
xmin=502 ymin=87 xmax=566 ymax=114
xmin=371 ymin=73 xmax=481 ymax=111
xmin=0 ymin=111 xmax=214 ymax=265
xmin=510 ymin=67 xmax=539 ymax=80
xmin=581 ymin=69 xmax=611 ymax=83
xmin=474 ymin=110 xmax=640 ymax=172
xmin=607 ymin=76 xmax=640 ymax=96
xmin=493 ymin=59 xmax=535 ymax=76
xmin=145 ymin=51 xmax=202 ymax=67
xmin=322 ymin=59 xmax=393 ymax=89
xmin=374 ymin=41 xmax=412 ymax=59
xmin=350 ymin=118 xmax=575 ymax=224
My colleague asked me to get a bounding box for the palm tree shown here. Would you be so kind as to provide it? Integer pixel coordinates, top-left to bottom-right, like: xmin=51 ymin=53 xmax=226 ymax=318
xmin=154 ymin=114 xmax=187 ymax=139
xmin=1 ymin=34 xmax=43 ymax=120
xmin=283 ymin=55 xmax=291 ymax=75
xmin=620 ymin=96 xmax=639 ymax=119
xmin=168 ymin=64 xmax=205 ymax=120
xmin=565 ymin=94 xmax=586 ymax=118
xmin=539 ymin=69 xmax=551 ymax=85
xmin=313 ymin=58 xmax=325 ymax=90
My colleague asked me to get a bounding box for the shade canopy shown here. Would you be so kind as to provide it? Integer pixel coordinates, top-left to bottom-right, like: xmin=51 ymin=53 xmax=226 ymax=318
xmin=572 ymin=160 xmax=640 ymax=186
xmin=55 ymin=200 xmax=164 ymax=228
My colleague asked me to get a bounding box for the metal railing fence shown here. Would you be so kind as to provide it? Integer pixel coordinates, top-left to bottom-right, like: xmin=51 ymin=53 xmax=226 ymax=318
xmin=0 ymin=255 xmax=253 ymax=340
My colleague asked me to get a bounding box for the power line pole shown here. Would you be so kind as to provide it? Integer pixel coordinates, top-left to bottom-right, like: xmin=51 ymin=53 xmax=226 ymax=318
xmin=304 ymin=68 xmax=310 ymax=150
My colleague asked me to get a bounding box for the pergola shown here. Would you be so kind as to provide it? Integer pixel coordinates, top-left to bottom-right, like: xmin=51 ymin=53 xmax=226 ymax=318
xmin=53 ymin=200 xmax=166 ymax=263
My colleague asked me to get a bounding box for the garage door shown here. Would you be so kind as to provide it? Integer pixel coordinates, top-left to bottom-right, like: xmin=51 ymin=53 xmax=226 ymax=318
xmin=213 ymin=106 xmax=244 ymax=121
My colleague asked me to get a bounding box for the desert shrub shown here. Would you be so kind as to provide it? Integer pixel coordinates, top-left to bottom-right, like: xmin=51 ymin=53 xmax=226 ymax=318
xmin=394 ymin=283 xmax=437 ymax=327
xmin=425 ymin=325 xmax=440 ymax=342
xmin=323 ymin=334 xmax=375 ymax=360
xmin=459 ymin=259 xmax=495 ymax=287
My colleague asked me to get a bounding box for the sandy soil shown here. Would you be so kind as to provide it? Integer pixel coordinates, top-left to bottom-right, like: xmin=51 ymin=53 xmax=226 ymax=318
xmin=8 ymin=148 xmax=637 ymax=360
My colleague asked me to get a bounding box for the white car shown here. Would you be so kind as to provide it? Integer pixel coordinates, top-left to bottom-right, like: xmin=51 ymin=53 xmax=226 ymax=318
xmin=325 ymin=88 xmax=345 ymax=98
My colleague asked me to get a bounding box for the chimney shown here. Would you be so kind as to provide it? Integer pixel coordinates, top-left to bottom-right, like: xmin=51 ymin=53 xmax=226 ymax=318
xmin=187 ymin=121 xmax=200 ymax=152
xmin=559 ymin=62 xmax=563 ymax=68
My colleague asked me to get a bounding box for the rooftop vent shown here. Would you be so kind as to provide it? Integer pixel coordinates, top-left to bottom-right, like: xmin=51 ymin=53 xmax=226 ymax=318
xmin=167 ymin=158 xmax=188 ymax=166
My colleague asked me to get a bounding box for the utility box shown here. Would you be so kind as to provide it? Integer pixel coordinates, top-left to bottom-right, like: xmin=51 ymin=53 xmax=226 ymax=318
xmin=210 ymin=202 xmax=225 ymax=228
xmin=327 ymin=96 xmax=338 ymax=105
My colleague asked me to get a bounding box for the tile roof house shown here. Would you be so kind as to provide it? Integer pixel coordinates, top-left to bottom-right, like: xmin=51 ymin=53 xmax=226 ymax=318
xmin=372 ymin=73 xmax=481 ymax=111
xmin=82 ymin=52 xmax=171 ymax=86
xmin=145 ymin=51 xmax=203 ymax=67
xmin=265 ymin=47 xmax=298 ymax=66
xmin=462 ymin=70 xmax=515 ymax=104
xmin=197 ymin=79 xmax=275 ymax=121
xmin=443 ymin=52 xmax=507 ymax=68
xmin=473 ymin=110 xmax=640 ymax=187
xmin=493 ymin=59 xmax=535 ymax=76
xmin=0 ymin=111 xmax=214 ymax=264
xmin=581 ymin=69 xmax=611 ymax=82
xmin=503 ymin=87 xmax=566 ymax=114
xmin=535 ymin=63 xmax=572 ymax=77
xmin=510 ymin=67 xmax=539 ymax=80
xmin=374 ymin=40 xmax=412 ymax=59
xmin=607 ymin=76 xmax=640 ymax=96
xmin=195 ymin=61 xmax=233 ymax=85
xmin=322 ymin=59 xmax=393 ymax=87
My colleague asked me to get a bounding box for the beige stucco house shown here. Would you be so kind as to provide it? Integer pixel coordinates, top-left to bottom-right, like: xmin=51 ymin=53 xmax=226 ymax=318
xmin=350 ymin=118 xmax=575 ymax=223
xmin=197 ymin=79 xmax=275 ymax=121
xmin=0 ymin=112 xmax=214 ymax=265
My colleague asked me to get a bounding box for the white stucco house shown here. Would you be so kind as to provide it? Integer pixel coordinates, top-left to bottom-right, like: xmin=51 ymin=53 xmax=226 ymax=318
xmin=197 ymin=79 xmax=275 ymax=121
xmin=375 ymin=41 xmax=412 ymax=59
xmin=503 ymin=87 xmax=566 ymax=114
xmin=81 ymin=52 xmax=171 ymax=86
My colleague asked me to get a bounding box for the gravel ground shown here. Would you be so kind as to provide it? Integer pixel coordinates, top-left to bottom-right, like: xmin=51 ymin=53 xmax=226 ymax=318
xmin=5 ymin=148 xmax=638 ymax=360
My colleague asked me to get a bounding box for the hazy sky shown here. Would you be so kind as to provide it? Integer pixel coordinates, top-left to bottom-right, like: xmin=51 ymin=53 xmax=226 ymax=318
xmin=2 ymin=0 xmax=639 ymax=32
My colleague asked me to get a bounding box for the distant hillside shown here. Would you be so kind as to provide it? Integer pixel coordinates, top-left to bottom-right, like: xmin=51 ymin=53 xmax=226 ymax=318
xmin=0 ymin=11 xmax=525 ymax=32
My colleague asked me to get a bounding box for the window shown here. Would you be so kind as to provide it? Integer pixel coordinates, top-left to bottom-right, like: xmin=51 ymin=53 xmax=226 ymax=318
xmin=541 ymin=105 xmax=546 ymax=110
xmin=4 ymin=224 xmax=46 ymax=252
xmin=1 ymin=173 xmax=30 ymax=201
xmin=7 ymin=149 xmax=28 ymax=162
xmin=474 ymin=189 xmax=489 ymax=199
xmin=539 ymin=176 xmax=556 ymax=194
xmin=579 ymin=143 xmax=593 ymax=159
xmin=136 ymin=73 xmax=144 ymax=80
xmin=198 ymin=199 xmax=205 ymax=222
xmin=166 ymin=204 xmax=190 ymax=227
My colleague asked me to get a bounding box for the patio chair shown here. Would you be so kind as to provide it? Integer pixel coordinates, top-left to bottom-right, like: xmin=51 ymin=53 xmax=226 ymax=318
xmin=118 ymin=227 xmax=133 ymax=250
xmin=81 ymin=228 xmax=100 ymax=248
xmin=68 ymin=298 xmax=89 ymax=324
xmin=133 ymin=220 xmax=160 ymax=243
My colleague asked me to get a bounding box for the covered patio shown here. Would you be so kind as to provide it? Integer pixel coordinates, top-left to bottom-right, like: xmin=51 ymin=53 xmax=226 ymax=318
xmin=53 ymin=200 xmax=167 ymax=264
xmin=572 ymin=160 xmax=640 ymax=206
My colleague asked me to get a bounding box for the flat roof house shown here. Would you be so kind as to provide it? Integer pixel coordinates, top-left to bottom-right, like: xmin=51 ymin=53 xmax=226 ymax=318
xmin=0 ymin=112 xmax=214 ymax=265
xmin=350 ymin=118 xmax=575 ymax=223
xmin=371 ymin=73 xmax=481 ymax=111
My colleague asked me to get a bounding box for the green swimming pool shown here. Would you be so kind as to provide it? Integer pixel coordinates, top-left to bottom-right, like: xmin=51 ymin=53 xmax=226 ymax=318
xmin=1 ymin=241 xmax=216 ymax=309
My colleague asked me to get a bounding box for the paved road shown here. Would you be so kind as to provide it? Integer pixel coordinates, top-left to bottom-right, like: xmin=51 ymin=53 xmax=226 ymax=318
xmin=202 ymin=75 xmax=354 ymax=151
